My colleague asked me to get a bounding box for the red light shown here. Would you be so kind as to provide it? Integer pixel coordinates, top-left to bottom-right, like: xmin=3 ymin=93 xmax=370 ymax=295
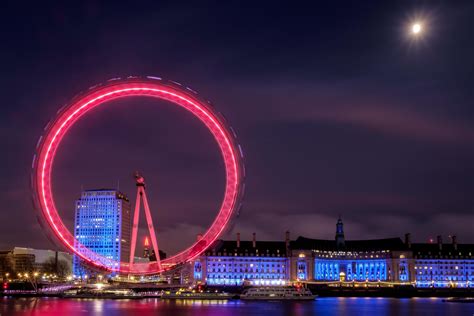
xmin=144 ymin=236 xmax=149 ymax=247
xmin=32 ymin=77 xmax=245 ymax=275
xmin=3 ymin=283 xmax=7 ymax=290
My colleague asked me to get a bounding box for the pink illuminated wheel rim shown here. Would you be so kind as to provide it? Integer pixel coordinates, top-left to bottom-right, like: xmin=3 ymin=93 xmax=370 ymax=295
xmin=32 ymin=77 xmax=245 ymax=275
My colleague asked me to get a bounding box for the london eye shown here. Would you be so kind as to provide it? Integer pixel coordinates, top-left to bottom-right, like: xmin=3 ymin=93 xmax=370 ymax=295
xmin=31 ymin=76 xmax=245 ymax=275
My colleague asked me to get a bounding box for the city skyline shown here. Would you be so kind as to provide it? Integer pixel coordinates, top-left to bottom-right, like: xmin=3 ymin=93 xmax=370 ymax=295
xmin=1 ymin=1 xmax=473 ymax=257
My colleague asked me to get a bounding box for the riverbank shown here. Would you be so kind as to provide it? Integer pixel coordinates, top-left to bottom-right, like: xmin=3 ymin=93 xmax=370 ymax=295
xmin=1 ymin=297 xmax=474 ymax=316
xmin=2 ymin=284 xmax=474 ymax=299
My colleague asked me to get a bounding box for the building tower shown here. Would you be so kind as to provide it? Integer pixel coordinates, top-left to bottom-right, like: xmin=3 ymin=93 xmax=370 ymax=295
xmin=143 ymin=237 xmax=150 ymax=258
xmin=73 ymin=190 xmax=131 ymax=277
xmin=335 ymin=216 xmax=345 ymax=249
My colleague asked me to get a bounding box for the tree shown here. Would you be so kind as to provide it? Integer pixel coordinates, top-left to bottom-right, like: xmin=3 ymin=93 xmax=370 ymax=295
xmin=42 ymin=257 xmax=70 ymax=278
xmin=0 ymin=253 xmax=16 ymax=277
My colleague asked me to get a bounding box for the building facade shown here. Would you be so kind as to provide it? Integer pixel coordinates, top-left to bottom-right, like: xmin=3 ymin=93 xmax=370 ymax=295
xmin=0 ymin=247 xmax=72 ymax=276
xmin=289 ymin=218 xmax=412 ymax=283
xmin=191 ymin=218 xmax=473 ymax=288
xmin=73 ymin=189 xmax=131 ymax=277
xmin=192 ymin=233 xmax=290 ymax=286
xmin=412 ymin=236 xmax=474 ymax=288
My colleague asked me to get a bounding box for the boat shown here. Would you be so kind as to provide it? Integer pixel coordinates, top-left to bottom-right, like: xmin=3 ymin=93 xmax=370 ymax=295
xmin=161 ymin=289 xmax=234 ymax=300
xmin=61 ymin=288 xmax=142 ymax=299
xmin=240 ymin=286 xmax=317 ymax=300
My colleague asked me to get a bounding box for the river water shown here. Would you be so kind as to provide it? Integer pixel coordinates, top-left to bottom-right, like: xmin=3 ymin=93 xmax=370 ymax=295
xmin=1 ymin=297 xmax=473 ymax=315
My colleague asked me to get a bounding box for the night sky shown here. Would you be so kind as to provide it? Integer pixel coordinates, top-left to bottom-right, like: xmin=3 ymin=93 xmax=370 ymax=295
xmin=1 ymin=1 xmax=473 ymax=255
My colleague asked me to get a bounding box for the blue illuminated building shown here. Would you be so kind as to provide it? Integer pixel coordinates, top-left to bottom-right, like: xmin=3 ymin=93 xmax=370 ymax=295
xmin=291 ymin=238 xmax=408 ymax=282
xmin=193 ymin=233 xmax=290 ymax=286
xmin=412 ymin=236 xmax=474 ymax=288
xmin=191 ymin=218 xmax=473 ymax=288
xmin=72 ymin=190 xmax=131 ymax=277
xmin=288 ymin=218 xmax=412 ymax=283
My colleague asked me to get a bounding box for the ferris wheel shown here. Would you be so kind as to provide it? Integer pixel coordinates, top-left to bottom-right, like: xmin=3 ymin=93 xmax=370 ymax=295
xmin=32 ymin=76 xmax=245 ymax=275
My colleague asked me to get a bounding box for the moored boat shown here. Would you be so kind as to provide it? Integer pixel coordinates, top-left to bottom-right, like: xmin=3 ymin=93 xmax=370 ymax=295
xmin=161 ymin=289 xmax=234 ymax=300
xmin=62 ymin=289 xmax=142 ymax=299
xmin=240 ymin=286 xmax=316 ymax=300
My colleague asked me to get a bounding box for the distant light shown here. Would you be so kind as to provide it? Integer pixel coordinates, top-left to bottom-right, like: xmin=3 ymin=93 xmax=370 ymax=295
xmin=412 ymin=23 xmax=422 ymax=34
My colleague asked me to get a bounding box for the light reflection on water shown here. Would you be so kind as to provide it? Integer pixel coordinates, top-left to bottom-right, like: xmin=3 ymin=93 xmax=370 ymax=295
xmin=1 ymin=297 xmax=473 ymax=316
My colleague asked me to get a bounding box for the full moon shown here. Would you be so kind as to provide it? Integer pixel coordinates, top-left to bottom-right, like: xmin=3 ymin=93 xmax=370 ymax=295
xmin=412 ymin=23 xmax=422 ymax=34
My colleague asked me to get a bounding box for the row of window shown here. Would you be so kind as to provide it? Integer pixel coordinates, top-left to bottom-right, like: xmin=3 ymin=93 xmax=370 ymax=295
xmin=209 ymin=269 xmax=285 ymax=273
xmin=210 ymin=263 xmax=284 ymax=267
xmin=416 ymin=276 xmax=474 ymax=281
xmin=418 ymin=271 xmax=474 ymax=275
xmin=207 ymin=274 xmax=286 ymax=280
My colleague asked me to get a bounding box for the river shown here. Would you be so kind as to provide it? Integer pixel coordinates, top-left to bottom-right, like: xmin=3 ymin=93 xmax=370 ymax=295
xmin=1 ymin=297 xmax=473 ymax=315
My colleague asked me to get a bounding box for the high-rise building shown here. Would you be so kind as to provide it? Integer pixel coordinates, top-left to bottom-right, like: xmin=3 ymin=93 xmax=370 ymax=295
xmin=73 ymin=190 xmax=131 ymax=277
xmin=142 ymin=236 xmax=166 ymax=262
xmin=143 ymin=236 xmax=150 ymax=258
